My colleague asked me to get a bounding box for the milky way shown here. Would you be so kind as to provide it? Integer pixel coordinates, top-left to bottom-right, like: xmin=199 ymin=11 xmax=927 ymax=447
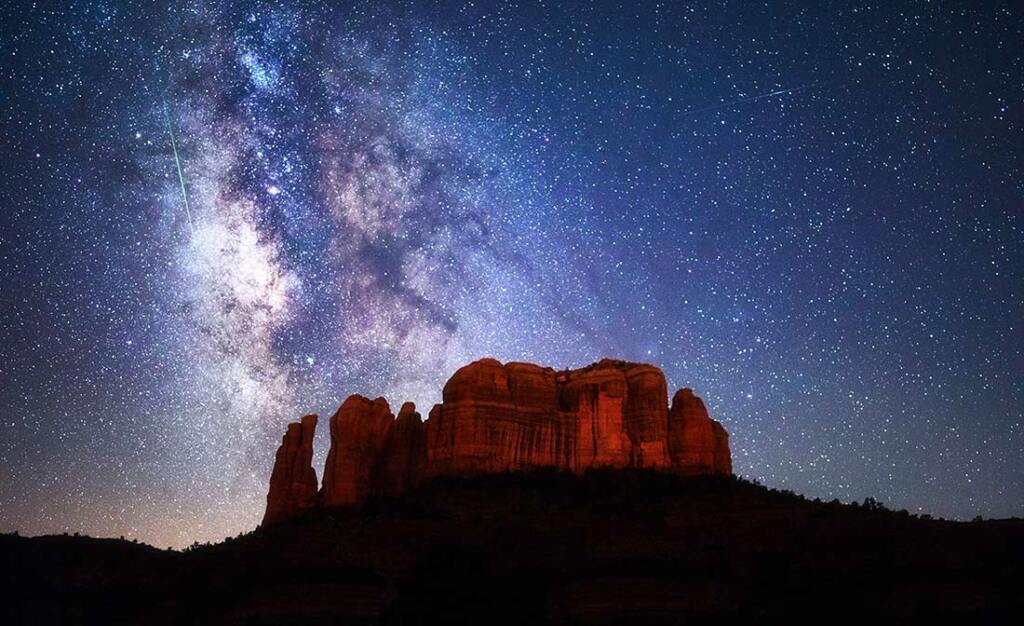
xmin=1 ymin=1 xmax=1022 ymax=547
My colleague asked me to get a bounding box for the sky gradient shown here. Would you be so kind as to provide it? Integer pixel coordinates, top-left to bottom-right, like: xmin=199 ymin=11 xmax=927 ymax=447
xmin=1 ymin=0 xmax=1021 ymax=548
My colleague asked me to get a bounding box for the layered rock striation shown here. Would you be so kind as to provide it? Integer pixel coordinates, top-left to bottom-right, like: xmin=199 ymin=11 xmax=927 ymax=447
xmin=263 ymin=358 xmax=731 ymax=524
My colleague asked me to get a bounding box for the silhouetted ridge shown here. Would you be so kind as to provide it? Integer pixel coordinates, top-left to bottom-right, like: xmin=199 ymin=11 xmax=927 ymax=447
xmin=5 ymin=471 xmax=1022 ymax=624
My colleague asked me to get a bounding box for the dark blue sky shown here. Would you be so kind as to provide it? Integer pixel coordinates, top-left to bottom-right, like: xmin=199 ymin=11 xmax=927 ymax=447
xmin=1 ymin=0 xmax=1021 ymax=547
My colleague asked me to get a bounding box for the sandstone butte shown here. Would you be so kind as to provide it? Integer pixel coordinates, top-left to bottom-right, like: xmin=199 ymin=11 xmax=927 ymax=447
xmin=262 ymin=358 xmax=732 ymax=525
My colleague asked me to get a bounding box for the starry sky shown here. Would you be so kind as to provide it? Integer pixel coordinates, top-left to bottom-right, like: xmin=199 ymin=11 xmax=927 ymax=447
xmin=1 ymin=1 xmax=1021 ymax=548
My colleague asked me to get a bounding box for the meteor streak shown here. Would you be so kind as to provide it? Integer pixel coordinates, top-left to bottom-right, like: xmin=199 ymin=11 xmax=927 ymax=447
xmin=680 ymin=81 xmax=831 ymax=116
xmin=164 ymin=102 xmax=195 ymax=236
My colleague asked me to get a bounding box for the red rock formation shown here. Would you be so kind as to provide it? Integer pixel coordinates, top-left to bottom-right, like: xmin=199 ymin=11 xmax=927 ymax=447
xmin=376 ymin=402 xmax=426 ymax=497
xmin=263 ymin=414 xmax=318 ymax=525
xmin=559 ymin=361 xmax=629 ymax=469
xmin=667 ymin=388 xmax=732 ymax=474
xmin=321 ymin=395 xmax=393 ymax=507
xmin=425 ymin=359 xmax=573 ymax=475
xmin=623 ymin=365 xmax=672 ymax=467
xmin=265 ymin=358 xmax=732 ymax=523
xmin=711 ymin=420 xmax=732 ymax=475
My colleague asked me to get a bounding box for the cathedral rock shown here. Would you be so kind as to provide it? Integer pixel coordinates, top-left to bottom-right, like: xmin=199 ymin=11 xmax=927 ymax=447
xmin=263 ymin=358 xmax=732 ymax=525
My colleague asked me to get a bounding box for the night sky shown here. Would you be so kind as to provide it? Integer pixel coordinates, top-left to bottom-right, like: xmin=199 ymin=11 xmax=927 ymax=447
xmin=1 ymin=1 xmax=1021 ymax=548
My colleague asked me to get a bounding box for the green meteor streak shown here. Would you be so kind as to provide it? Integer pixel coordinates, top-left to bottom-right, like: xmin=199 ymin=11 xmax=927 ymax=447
xmin=164 ymin=102 xmax=195 ymax=236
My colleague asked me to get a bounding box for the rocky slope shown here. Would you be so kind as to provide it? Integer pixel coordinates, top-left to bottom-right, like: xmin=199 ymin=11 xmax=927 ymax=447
xmin=264 ymin=358 xmax=731 ymax=523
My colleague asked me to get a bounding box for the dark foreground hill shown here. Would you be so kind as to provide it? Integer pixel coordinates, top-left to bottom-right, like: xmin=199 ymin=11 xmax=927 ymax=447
xmin=3 ymin=470 xmax=1022 ymax=624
